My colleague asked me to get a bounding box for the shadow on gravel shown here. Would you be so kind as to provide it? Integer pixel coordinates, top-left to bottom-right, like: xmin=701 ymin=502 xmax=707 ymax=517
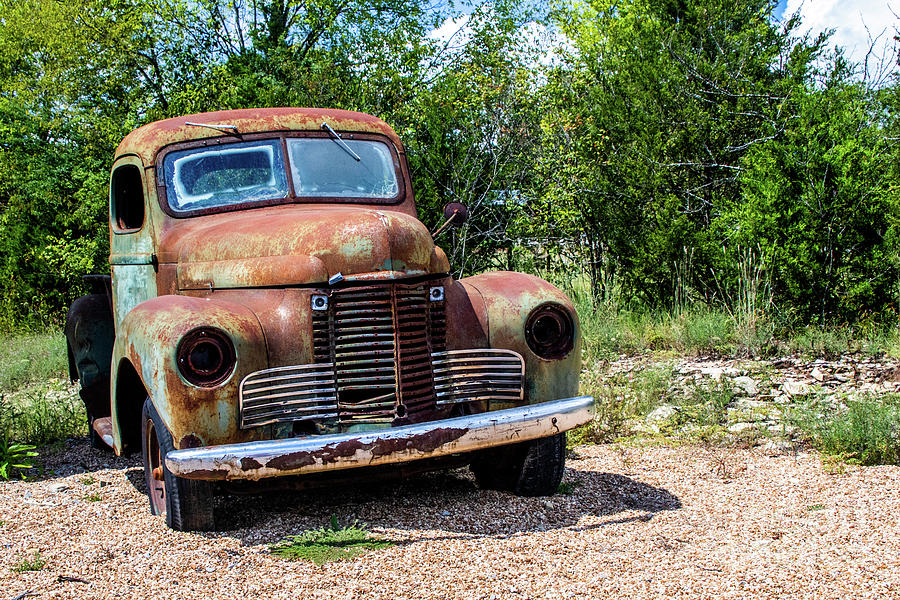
xmin=23 ymin=436 xmax=140 ymax=482
xmin=200 ymin=465 xmax=681 ymax=545
xmin=20 ymin=437 xmax=680 ymax=545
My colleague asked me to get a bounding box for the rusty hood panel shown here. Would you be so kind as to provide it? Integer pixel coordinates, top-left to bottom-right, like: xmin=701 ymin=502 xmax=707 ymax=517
xmin=161 ymin=205 xmax=450 ymax=290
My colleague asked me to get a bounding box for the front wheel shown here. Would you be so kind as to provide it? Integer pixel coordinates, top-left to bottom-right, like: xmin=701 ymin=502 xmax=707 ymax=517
xmin=470 ymin=433 xmax=567 ymax=497
xmin=141 ymin=399 xmax=215 ymax=531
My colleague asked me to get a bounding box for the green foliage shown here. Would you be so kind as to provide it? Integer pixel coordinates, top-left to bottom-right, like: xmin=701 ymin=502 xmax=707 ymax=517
xmin=0 ymin=0 xmax=899 ymax=326
xmin=791 ymin=395 xmax=900 ymax=465
xmin=719 ymin=64 xmax=899 ymax=322
xmin=11 ymin=551 xmax=46 ymax=572
xmin=0 ymin=439 xmax=37 ymax=480
xmin=574 ymin=364 xmax=675 ymax=443
xmin=271 ymin=516 xmax=393 ymax=565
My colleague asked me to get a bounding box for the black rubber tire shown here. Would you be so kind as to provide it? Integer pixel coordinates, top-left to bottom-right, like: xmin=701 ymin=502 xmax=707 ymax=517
xmin=141 ymin=398 xmax=215 ymax=531
xmin=470 ymin=433 xmax=567 ymax=497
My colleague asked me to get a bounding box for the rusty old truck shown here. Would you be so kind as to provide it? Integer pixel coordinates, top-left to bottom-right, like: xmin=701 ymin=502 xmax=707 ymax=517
xmin=64 ymin=107 xmax=594 ymax=530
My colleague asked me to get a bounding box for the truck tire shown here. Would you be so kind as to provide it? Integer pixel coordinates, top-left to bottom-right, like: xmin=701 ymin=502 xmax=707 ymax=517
xmin=65 ymin=293 xmax=114 ymax=449
xmin=141 ymin=398 xmax=215 ymax=531
xmin=470 ymin=433 xmax=567 ymax=497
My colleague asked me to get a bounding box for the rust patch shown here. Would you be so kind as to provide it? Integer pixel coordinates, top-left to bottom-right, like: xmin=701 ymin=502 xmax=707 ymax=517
xmin=265 ymin=450 xmax=319 ymax=471
xmin=179 ymin=434 xmax=203 ymax=449
xmin=186 ymin=468 xmax=230 ymax=480
xmin=241 ymin=457 xmax=263 ymax=470
xmin=262 ymin=428 xmax=468 ymax=473
xmin=370 ymin=428 xmax=468 ymax=457
xmin=116 ymin=108 xmax=404 ymax=165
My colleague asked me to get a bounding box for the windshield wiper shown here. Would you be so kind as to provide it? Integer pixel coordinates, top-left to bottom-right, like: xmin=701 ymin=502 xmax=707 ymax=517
xmin=321 ymin=122 xmax=361 ymax=162
xmin=184 ymin=122 xmax=241 ymax=136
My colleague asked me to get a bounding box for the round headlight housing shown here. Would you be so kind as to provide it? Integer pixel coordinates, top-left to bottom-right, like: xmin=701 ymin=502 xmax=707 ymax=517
xmin=176 ymin=328 xmax=236 ymax=387
xmin=525 ymin=303 xmax=575 ymax=360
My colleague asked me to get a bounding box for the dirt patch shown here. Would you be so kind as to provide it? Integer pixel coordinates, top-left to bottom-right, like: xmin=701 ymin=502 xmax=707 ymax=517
xmin=1 ymin=439 xmax=898 ymax=599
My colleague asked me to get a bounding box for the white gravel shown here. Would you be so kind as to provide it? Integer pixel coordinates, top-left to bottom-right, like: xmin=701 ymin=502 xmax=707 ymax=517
xmin=1 ymin=440 xmax=898 ymax=599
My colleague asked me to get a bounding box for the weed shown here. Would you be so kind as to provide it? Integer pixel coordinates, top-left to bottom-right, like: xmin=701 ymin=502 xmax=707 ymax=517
xmin=85 ymin=492 xmax=101 ymax=502
xmin=0 ymin=382 xmax=86 ymax=447
xmin=791 ymin=395 xmax=900 ymax=465
xmin=12 ymin=551 xmax=46 ymax=573
xmin=556 ymin=481 xmax=580 ymax=495
xmin=80 ymin=475 xmax=95 ymax=486
xmin=615 ymin=443 xmax=636 ymax=473
xmin=807 ymin=504 xmax=826 ymax=511
xmin=0 ymin=437 xmax=37 ymax=480
xmin=574 ymin=364 xmax=677 ymax=443
xmin=820 ymin=453 xmax=850 ymax=475
xmin=669 ymin=380 xmax=733 ymax=430
xmin=271 ymin=516 xmax=393 ymax=565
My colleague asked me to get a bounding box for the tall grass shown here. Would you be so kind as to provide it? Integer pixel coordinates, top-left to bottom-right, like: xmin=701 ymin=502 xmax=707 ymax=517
xmin=0 ymin=331 xmax=68 ymax=393
xmin=0 ymin=383 xmax=87 ymax=446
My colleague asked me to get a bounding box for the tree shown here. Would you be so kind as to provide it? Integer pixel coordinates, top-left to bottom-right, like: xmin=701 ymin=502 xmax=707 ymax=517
xmin=539 ymin=0 xmax=826 ymax=308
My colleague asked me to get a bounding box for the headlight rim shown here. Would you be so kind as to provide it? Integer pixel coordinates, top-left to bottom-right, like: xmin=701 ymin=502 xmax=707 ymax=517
xmin=176 ymin=327 xmax=236 ymax=387
xmin=524 ymin=302 xmax=575 ymax=360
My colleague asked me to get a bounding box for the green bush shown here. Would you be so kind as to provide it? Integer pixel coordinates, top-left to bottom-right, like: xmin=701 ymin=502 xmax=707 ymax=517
xmin=0 ymin=382 xmax=86 ymax=447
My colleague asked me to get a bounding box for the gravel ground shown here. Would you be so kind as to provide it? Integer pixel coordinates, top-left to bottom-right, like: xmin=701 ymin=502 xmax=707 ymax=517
xmin=1 ymin=440 xmax=898 ymax=600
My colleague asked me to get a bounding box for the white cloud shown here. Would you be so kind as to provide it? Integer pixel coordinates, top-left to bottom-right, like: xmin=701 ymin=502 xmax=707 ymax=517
xmin=428 ymin=15 xmax=473 ymax=50
xmin=784 ymin=0 xmax=899 ymax=78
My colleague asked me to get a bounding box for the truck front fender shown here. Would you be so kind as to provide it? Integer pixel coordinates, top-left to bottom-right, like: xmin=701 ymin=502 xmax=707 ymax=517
xmin=110 ymin=295 xmax=268 ymax=454
xmin=457 ymin=271 xmax=582 ymax=407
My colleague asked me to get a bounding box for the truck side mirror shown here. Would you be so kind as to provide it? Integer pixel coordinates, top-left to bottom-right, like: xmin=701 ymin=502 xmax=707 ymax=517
xmin=432 ymin=202 xmax=469 ymax=238
xmin=443 ymin=202 xmax=468 ymax=227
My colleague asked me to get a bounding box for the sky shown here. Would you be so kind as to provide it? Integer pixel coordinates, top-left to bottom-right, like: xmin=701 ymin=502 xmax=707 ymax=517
xmin=775 ymin=0 xmax=898 ymax=76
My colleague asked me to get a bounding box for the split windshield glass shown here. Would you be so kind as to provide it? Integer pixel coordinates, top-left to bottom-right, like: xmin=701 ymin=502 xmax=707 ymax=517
xmin=163 ymin=140 xmax=288 ymax=211
xmin=163 ymin=137 xmax=399 ymax=213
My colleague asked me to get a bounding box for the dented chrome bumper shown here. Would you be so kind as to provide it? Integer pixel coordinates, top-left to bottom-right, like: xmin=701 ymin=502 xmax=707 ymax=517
xmin=165 ymin=396 xmax=595 ymax=481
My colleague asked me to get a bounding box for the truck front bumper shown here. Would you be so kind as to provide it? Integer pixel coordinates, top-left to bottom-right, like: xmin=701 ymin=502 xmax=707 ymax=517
xmin=166 ymin=396 xmax=595 ymax=481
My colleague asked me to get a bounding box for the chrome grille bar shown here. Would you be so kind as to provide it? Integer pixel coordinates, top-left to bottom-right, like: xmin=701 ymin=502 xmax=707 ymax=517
xmin=238 ymin=348 xmax=526 ymax=428
xmin=239 ymin=363 xmax=338 ymax=428
xmin=431 ymin=349 xmax=524 ymax=405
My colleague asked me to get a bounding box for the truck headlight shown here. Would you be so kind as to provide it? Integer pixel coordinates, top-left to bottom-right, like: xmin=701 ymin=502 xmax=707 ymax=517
xmin=525 ymin=303 xmax=574 ymax=359
xmin=176 ymin=328 xmax=236 ymax=387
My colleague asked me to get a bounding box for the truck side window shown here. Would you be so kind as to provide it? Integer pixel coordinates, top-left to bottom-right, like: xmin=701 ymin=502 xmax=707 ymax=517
xmin=112 ymin=164 xmax=145 ymax=231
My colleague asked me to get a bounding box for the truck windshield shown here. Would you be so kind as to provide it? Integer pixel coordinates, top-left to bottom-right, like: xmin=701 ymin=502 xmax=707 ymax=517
xmin=286 ymin=138 xmax=399 ymax=199
xmin=162 ymin=137 xmax=399 ymax=213
xmin=163 ymin=140 xmax=289 ymax=211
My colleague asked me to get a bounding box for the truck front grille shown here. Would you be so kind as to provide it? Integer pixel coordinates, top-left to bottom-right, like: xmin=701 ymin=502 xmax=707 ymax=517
xmin=239 ymin=320 xmax=525 ymax=431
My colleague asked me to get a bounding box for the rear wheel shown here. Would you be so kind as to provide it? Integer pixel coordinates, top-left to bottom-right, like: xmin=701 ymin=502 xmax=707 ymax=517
xmin=470 ymin=433 xmax=567 ymax=496
xmin=141 ymin=398 xmax=215 ymax=531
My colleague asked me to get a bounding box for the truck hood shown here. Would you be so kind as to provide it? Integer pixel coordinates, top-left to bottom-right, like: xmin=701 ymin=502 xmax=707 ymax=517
xmin=159 ymin=206 xmax=450 ymax=290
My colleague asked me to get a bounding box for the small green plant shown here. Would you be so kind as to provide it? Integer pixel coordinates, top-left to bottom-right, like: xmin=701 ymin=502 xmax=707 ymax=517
xmin=0 ymin=438 xmax=38 ymax=480
xmin=573 ymin=364 xmax=677 ymax=444
xmin=80 ymin=475 xmax=95 ymax=485
xmin=271 ymin=516 xmax=393 ymax=565
xmin=807 ymin=504 xmax=826 ymax=511
xmin=12 ymin=551 xmax=46 ymax=572
xmin=556 ymin=481 xmax=580 ymax=495
xmin=85 ymin=492 xmax=101 ymax=502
